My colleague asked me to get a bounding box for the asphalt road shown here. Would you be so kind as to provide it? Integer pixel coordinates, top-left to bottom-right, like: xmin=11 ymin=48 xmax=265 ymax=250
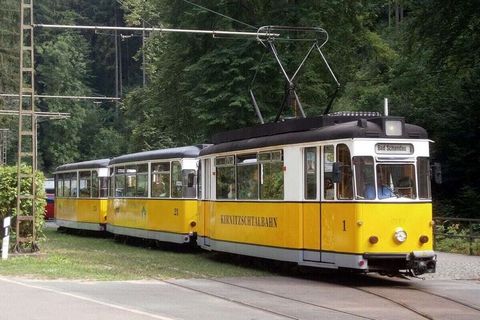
xmin=1 ymin=273 xmax=479 ymax=320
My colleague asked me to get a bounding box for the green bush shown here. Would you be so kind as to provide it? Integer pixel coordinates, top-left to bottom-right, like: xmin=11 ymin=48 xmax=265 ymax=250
xmin=0 ymin=165 xmax=46 ymax=248
xmin=434 ymin=224 xmax=480 ymax=255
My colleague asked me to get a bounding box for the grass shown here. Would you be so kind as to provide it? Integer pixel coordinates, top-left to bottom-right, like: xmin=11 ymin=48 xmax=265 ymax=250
xmin=0 ymin=227 xmax=271 ymax=280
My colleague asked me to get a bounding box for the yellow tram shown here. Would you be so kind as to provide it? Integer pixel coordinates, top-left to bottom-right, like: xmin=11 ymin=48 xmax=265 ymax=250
xmin=197 ymin=112 xmax=436 ymax=275
xmin=54 ymin=159 xmax=110 ymax=231
xmin=106 ymin=146 xmax=207 ymax=244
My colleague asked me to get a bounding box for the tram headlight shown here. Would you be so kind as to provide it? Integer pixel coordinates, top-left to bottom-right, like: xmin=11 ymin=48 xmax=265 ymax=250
xmin=385 ymin=120 xmax=402 ymax=136
xmin=393 ymin=228 xmax=407 ymax=243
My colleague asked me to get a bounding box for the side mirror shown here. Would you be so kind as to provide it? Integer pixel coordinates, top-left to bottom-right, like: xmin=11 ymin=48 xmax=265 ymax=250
xmin=432 ymin=162 xmax=442 ymax=184
xmin=332 ymin=162 xmax=342 ymax=183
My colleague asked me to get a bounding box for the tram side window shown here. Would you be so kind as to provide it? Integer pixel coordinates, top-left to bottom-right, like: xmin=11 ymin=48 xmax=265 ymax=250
xmin=353 ymin=156 xmax=375 ymax=200
xmin=70 ymin=173 xmax=78 ymax=197
xmin=198 ymin=161 xmax=202 ymax=199
xmin=216 ymin=156 xmax=235 ymax=199
xmin=115 ymin=166 xmax=126 ymax=197
xmin=100 ymin=177 xmax=108 ymax=197
xmin=304 ymin=147 xmax=317 ymax=200
xmin=109 ymin=168 xmax=114 ymax=197
xmin=125 ymin=165 xmax=137 ymax=197
xmin=56 ymin=174 xmax=64 ymax=197
xmin=63 ymin=173 xmax=71 ymax=197
xmin=92 ymin=171 xmax=99 ymax=198
xmin=171 ymin=161 xmax=183 ymax=198
xmin=136 ymin=164 xmax=148 ymax=197
xmin=337 ymin=144 xmax=353 ymax=200
xmin=79 ymin=171 xmax=92 ymax=198
xmin=152 ymin=162 xmax=170 ymax=198
xmin=259 ymin=151 xmax=284 ymax=200
xmin=323 ymin=145 xmax=335 ymax=200
xmin=417 ymin=157 xmax=431 ymax=199
xmin=237 ymin=154 xmax=259 ymax=200
xmin=182 ymin=169 xmax=197 ymax=198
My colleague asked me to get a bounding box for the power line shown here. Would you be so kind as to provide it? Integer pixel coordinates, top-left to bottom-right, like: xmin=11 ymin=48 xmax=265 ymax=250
xmin=0 ymin=93 xmax=120 ymax=101
xmin=182 ymin=0 xmax=257 ymax=30
xmin=115 ymin=0 xmax=154 ymax=28
xmin=33 ymin=24 xmax=278 ymax=38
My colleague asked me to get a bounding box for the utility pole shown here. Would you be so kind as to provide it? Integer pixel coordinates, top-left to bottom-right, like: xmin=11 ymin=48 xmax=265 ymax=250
xmin=0 ymin=129 xmax=8 ymax=166
xmin=16 ymin=0 xmax=38 ymax=252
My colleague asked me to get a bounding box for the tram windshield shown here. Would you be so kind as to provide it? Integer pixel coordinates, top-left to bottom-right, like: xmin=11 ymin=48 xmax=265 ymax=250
xmin=354 ymin=156 xmax=417 ymax=200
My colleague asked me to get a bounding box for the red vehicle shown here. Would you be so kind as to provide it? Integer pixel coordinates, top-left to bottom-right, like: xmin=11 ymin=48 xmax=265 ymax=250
xmin=44 ymin=178 xmax=55 ymax=220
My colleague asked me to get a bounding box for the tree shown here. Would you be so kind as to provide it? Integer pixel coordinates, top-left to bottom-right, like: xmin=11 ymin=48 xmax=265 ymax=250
xmin=120 ymin=0 xmax=380 ymax=146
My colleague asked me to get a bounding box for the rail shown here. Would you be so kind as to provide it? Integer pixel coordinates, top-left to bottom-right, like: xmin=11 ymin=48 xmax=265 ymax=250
xmin=433 ymin=216 xmax=480 ymax=255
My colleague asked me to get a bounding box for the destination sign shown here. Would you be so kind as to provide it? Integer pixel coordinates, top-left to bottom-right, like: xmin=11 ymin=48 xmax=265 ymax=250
xmin=375 ymin=143 xmax=413 ymax=154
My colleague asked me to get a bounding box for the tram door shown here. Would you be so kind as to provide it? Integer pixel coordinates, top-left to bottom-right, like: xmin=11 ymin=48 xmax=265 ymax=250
xmin=303 ymin=147 xmax=322 ymax=262
xmin=203 ymin=159 xmax=212 ymax=246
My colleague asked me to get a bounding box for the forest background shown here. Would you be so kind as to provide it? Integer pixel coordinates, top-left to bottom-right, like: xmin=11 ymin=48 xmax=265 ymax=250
xmin=0 ymin=0 xmax=478 ymax=218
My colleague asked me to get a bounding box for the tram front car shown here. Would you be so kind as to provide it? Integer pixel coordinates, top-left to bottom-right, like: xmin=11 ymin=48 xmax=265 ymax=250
xmin=197 ymin=112 xmax=436 ymax=276
xmin=313 ymin=113 xmax=437 ymax=276
xmin=345 ymin=114 xmax=436 ymax=276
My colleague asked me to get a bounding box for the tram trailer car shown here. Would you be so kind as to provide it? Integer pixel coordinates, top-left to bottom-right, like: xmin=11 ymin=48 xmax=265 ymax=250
xmin=106 ymin=145 xmax=208 ymax=244
xmin=197 ymin=112 xmax=436 ymax=276
xmin=54 ymin=159 xmax=110 ymax=231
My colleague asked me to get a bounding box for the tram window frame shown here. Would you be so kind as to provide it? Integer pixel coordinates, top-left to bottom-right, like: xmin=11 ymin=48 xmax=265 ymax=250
xmin=109 ymin=167 xmax=114 ymax=197
xmin=237 ymin=154 xmax=259 ymax=200
xmin=63 ymin=173 xmax=71 ymax=197
xmin=353 ymin=156 xmax=375 ymax=200
xmin=304 ymin=147 xmax=317 ymax=200
xmin=198 ymin=161 xmax=202 ymax=199
xmin=136 ymin=164 xmax=148 ymax=197
xmin=215 ymin=156 xmax=236 ymax=200
xmin=70 ymin=172 xmax=78 ymax=197
xmin=376 ymin=163 xmax=417 ymax=199
xmin=171 ymin=161 xmax=183 ymax=198
xmin=323 ymin=145 xmax=335 ymax=200
xmin=115 ymin=166 xmax=126 ymax=197
xmin=182 ymin=168 xmax=197 ymax=199
xmin=417 ymin=157 xmax=431 ymax=200
xmin=151 ymin=162 xmax=170 ymax=198
xmin=91 ymin=170 xmax=99 ymax=198
xmin=79 ymin=171 xmax=92 ymax=198
xmin=204 ymin=159 xmax=212 ymax=200
xmin=125 ymin=165 xmax=137 ymax=197
xmin=258 ymin=150 xmax=284 ymax=200
xmin=56 ymin=174 xmax=64 ymax=197
xmin=100 ymin=176 xmax=108 ymax=198
xmin=336 ymin=144 xmax=353 ymax=200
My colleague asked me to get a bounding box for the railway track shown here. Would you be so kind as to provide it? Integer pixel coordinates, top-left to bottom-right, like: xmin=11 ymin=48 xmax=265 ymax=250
xmin=353 ymin=284 xmax=480 ymax=320
xmin=154 ymin=267 xmax=480 ymax=320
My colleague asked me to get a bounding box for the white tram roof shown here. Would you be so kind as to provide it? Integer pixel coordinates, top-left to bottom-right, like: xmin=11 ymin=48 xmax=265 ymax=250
xmin=109 ymin=145 xmax=210 ymax=165
xmin=54 ymin=158 xmax=110 ymax=173
xmin=201 ymin=114 xmax=428 ymax=156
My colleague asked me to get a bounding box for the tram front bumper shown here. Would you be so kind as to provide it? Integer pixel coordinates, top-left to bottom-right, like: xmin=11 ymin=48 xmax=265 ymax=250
xmin=363 ymin=250 xmax=436 ymax=275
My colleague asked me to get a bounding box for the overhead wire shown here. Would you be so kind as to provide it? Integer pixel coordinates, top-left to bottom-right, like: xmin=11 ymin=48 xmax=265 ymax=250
xmin=115 ymin=0 xmax=155 ymax=28
xmin=181 ymin=0 xmax=257 ymax=30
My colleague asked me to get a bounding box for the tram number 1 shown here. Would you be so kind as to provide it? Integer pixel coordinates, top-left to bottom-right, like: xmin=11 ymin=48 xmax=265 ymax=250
xmin=342 ymin=220 xmax=346 ymax=231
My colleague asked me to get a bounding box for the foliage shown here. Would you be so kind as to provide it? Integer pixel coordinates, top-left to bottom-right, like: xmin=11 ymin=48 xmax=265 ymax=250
xmin=0 ymin=0 xmax=20 ymax=164
xmin=0 ymin=165 xmax=46 ymax=244
xmin=120 ymin=0 xmax=379 ymax=143
xmin=435 ymin=223 xmax=480 ymax=256
xmin=386 ymin=0 xmax=480 ymax=218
